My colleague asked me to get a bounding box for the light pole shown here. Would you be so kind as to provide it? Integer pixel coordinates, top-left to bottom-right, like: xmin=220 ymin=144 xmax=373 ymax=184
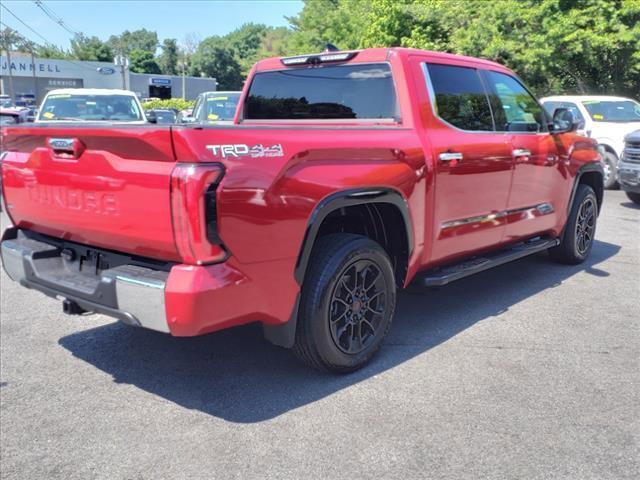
xmin=114 ymin=55 xmax=129 ymax=90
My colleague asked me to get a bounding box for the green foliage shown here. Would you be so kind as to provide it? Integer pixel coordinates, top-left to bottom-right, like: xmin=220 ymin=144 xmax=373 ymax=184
xmin=70 ymin=34 xmax=114 ymax=62
xmin=189 ymin=39 xmax=243 ymax=89
xmin=141 ymin=98 xmax=194 ymax=111
xmin=286 ymin=0 xmax=370 ymax=53
xmin=107 ymin=29 xmax=158 ymax=55
xmin=254 ymin=27 xmax=293 ymax=61
xmin=129 ymin=49 xmax=161 ymax=74
xmin=358 ymin=0 xmax=640 ymax=97
xmin=224 ymin=23 xmax=269 ymax=74
xmin=34 ymin=44 xmax=71 ymax=59
xmin=158 ymin=38 xmax=179 ymax=75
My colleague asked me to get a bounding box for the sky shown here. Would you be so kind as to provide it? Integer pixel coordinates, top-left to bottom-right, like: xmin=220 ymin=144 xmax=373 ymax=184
xmin=1 ymin=0 xmax=303 ymax=50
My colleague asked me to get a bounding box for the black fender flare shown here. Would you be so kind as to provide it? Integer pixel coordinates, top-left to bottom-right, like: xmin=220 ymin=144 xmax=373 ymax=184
xmin=294 ymin=187 xmax=413 ymax=285
xmin=567 ymin=162 xmax=604 ymax=217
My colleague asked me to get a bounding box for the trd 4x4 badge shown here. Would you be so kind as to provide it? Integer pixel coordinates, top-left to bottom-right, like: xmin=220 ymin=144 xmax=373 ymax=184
xmin=206 ymin=144 xmax=284 ymax=158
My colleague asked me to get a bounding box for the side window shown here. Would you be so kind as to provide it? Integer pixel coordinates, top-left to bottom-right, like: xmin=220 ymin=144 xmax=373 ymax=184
xmin=486 ymin=71 xmax=547 ymax=132
xmin=425 ymin=63 xmax=494 ymax=131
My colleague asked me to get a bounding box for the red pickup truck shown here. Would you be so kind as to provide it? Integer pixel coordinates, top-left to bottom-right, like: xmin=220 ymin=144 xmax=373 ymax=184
xmin=1 ymin=48 xmax=603 ymax=372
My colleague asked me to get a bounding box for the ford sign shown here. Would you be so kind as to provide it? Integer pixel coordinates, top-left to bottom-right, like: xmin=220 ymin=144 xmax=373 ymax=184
xmin=97 ymin=67 xmax=116 ymax=75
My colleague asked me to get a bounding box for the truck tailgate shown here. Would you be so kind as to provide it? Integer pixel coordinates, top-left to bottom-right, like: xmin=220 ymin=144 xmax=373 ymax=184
xmin=1 ymin=126 xmax=180 ymax=261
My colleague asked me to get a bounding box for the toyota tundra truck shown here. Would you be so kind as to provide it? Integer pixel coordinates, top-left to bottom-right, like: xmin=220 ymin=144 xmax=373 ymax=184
xmin=0 ymin=48 xmax=603 ymax=372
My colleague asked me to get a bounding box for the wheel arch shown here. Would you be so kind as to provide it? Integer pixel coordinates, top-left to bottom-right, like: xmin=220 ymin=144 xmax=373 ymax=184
xmin=294 ymin=188 xmax=413 ymax=288
xmin=569 ymin=163 xmax=604 ymax=216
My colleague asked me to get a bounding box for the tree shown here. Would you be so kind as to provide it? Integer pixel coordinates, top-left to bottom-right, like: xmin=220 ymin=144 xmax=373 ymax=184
xmin=224 ymin=23 xmax=268 ymax=74
xmin=0 ymin=27 xmax=21 ymax=98
xmin=359 ymin=0 xmax=640 ymax=97
xmin=158 ymin=38 xmax=179 ymax=75
xmin=286 ymin=0 xmax=370 ymax=53
xmin=129 ymin=49 xmax=161 ymax=74
xmin=35 ymin=44 xmax=71 ymax=59
xmin=107 ymin=29 xmax=158 ymax=56
xmin=189 ymin=38 xmax=243 ymax=89
xmin=254 ymin=27 xmax=293 ymax=60
xmin=70 ymin=34 xmax=113 ymax=62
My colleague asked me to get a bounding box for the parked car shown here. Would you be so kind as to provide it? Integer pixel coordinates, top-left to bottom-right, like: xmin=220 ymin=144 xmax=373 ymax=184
xmin=618 ymin=130 xmax=640 ymax=204
xmin=1 ymin=47 xmax=603 ymax=372
xmin=36 ymin=88 xmax=149 ymax=124
xmin=15 ymin=93 xmax=36 ymax=107
xmin=148 ymin=108 xmax=177 ymax=124
xmin=186 ymin=91 xmax=241 ymax=124
xmin=540 ymin=95 xmax=640 ymax=189
xmin=0 ymin=107 xmax=29 ymax=126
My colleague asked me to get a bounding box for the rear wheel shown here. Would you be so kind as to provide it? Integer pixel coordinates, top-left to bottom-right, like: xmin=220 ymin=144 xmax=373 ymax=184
xmin=293 ymin=234 xmax=396 ymax=373
xmin=602 ymin=151 xmax=619 ymax=189
xmin=626 ymin=192 xmax=640 ymax=205
xmin=549 ymin=184 xmax=598 ymax=264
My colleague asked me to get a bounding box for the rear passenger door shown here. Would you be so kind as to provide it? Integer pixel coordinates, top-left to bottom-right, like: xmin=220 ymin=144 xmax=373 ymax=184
xmin=421 ymin=62 xmax=513 ymax=263
xmin=483 ymin=70 xmax=565 ymax=242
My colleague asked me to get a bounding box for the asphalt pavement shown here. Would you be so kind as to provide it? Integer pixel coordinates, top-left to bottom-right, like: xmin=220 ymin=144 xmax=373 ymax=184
xmin=1 ymin=190 xmax=638 ymax=479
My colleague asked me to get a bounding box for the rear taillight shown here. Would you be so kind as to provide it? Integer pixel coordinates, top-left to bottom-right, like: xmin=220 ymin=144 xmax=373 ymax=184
xmin=170 ymin=163 xmax=226 ymax=265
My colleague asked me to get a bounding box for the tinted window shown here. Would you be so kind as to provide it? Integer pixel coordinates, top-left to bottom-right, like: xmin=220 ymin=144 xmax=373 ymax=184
xmin=426 ymin=64 xmax=494 ymax=131
xmin=245 ymin=64 xmax=398 ymax=120
xmin=486 ymin=71 xmax=546 ymax=132
xmin=542 ymin=101 xmax=584 ymax=122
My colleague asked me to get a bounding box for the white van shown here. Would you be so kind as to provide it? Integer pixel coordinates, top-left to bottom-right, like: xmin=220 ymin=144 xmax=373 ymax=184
xmin=540 ymin=95 xmax=640 ymax=188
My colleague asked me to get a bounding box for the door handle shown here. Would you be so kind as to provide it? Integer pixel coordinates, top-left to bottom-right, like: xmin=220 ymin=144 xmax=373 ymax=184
xmin=439 ymin=152 xmax=463 ymax=162
xmin=512 ymin=148 xmax=531 ymax=157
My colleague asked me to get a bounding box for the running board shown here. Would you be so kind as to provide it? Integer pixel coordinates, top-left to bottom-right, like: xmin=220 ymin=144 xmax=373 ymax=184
xmin=415 ymin=237 xmax=560 ymax=287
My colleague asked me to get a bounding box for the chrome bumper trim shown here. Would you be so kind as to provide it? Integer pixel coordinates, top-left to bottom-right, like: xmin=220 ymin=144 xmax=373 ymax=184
xmin=1 ymin=229 xmax=170 ymax=333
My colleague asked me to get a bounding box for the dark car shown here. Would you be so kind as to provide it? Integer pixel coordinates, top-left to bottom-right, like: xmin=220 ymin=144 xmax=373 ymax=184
xmin=618 ymin=130 xmax=640 ymax=204
xmin=149 ymin=109 xmax=177 ymax=124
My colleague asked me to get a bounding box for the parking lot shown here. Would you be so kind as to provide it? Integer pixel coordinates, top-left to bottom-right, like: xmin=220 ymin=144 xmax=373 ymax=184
xmin=0 ymin=190 xmax=638 ymax=479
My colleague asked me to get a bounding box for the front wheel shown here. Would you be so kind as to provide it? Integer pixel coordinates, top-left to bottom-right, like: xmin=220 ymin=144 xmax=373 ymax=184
xmin=549 ymin=184 xmax=598 ymax=264
xmin=293 ymin=234 xmax=396 ymax=373
xmin=626 ymin=191 xmax=640 ymax=205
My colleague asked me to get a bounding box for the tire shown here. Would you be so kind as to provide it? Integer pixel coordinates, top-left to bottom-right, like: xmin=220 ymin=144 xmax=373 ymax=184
xmin=293 ymin=233 xmax=396 ymax=373
xmin=626 ymin=192 xmax=640 ymax=205
xmin=549 ymin=184 xmax=598 ymax=264
xmin=602 ymin=151 xmax=619 ymax=190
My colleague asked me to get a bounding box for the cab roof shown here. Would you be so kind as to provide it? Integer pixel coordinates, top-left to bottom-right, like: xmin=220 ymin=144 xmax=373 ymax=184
xmin=254 ymin=47 xmax=508 ymax=72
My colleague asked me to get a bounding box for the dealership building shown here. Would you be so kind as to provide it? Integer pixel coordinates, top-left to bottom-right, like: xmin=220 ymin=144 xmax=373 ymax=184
xmin=0 ymin=53 xmax=217 ymax=102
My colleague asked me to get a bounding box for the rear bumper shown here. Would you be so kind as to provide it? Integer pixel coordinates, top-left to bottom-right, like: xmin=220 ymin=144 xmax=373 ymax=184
xmin=1 ymin=228 xmax=170 ymax=332
xmin=1 ymin=227 xmax=299 ymax=337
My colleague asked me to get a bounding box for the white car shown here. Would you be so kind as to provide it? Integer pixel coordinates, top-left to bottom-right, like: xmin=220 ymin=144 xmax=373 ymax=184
xmin=540 ymin=95 xmax=640 ymax=188
xmin=36 ymin=88 xmax=149 ymax=124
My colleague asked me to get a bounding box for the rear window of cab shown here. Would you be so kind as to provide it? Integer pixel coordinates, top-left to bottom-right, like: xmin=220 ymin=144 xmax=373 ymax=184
xmin=244 ymin=63 xmax=399 ymax=121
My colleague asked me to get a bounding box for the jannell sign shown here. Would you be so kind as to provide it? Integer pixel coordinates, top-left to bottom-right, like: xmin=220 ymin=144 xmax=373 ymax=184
xmin=1 ymin=60 xmax=62 ymax=74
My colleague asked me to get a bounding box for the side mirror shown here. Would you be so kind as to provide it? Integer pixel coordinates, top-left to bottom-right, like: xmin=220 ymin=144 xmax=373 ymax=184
xmin=146 ymin=110 xmax=157 ymax=124
xmin=552 ymin=107 xmax=580 ymax=134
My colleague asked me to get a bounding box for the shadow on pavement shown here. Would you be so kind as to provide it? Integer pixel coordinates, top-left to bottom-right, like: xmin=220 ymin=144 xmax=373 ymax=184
xmin=619 ymin=201 xmax=640 ymax=210
xmin=59 ymin=240 xmax=620 ymax=423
